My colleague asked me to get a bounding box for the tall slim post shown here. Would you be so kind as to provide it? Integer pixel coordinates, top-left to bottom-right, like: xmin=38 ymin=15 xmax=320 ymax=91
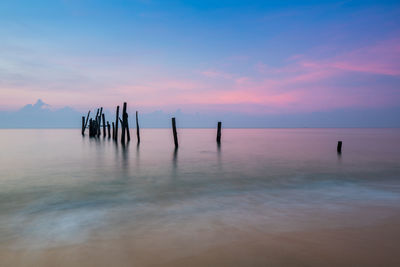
xmin=102 ymin=114 xmax=106 ymax=137
xmin=172 ymin=117 xmax=178 ymax=148
xmin=112 ymin=122 xmax=115 ymax=139
xmin=83 ymin=110 xmax=90 ymax=135
xmin=126 ymin=118 xmax=130 ymax=142
xmin=136 ymin=111 xmax=140 ymax=144
xmin=121 ymin=102 xmax=127 ymax=144
xmin=81 ymin=116 xmax=85 ymax=135
xmin=97 ymin=107 xmax=103 ymax=137
xmin=217 ymin=121 xmax=222 ymax=144
xmin=115 ymin=106 xmax=119 ymax=141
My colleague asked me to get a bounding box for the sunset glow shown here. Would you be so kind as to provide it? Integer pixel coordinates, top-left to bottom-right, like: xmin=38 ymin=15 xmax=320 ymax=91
xmin=0 ymin=0 xmax=399 ymax=116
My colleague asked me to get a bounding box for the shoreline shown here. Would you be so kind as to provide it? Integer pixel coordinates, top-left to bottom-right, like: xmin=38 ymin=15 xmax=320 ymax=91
xmin=1 ymin=214 xmax=400 ymax=267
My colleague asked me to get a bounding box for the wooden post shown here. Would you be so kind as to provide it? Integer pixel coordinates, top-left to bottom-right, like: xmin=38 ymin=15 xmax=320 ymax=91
xmin=121 ymin=102 xmax=127 ymax=144
xmin=83 ymin=111 xmax=90 ymax=135
xmin=102 ymin=113 xmax=106 ymax=137
xmin=115 ymin=106 xmax=120 ymax=141
xmin=107 ymin=121 xmax=111 ymax=138
xmin=136 ymin=111 xmax=140 ymax=144
xmin=216 ymin=121 xmax=222 ymax=144
xmin=112 ymin=122 xmax=115 ymax=139
xmin=126 ymin=116 xmax=130 ymax=142
xmin=337 ymin=141 xmax=342 ymax=153
xmin=81 ymin=116 xmax=85 ymax=135
xmin=89 ymin=119 xmax=93 ymax=137
xmin=172 ymin=117 xmax=178 ymax=148
xmin=93 ymin=119 xmax=98 ymax=137
xmin=97 ymin=107 xmax=103 ymax=137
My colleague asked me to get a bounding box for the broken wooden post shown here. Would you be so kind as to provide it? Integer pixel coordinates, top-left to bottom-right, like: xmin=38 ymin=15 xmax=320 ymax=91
xmin=115 ymin=106 xmax=120 ymax=141
xmin=217 ymin=121 xmax=222 ymax=144
xmin=107 ymin=121 xmax=111 ymax=138
xmin=81 ymin=116 xmax=85 ymax=135
xmin=112 ymin=122 xmax=115 ymax=139
xmin=337 ymin=141 xmax=342 ymax=154
xmin=102 ymin=113 xmax=106 ymax=137
xmin=172 ymin=117 xmax=178 ymax=148
xmin=136 ymin=111 xmax=140 ymax=144
xmin=121 ymin=102 xmax=127 ymax=144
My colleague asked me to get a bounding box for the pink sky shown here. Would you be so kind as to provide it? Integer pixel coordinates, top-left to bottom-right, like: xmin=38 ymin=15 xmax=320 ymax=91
xmin=1 ymin=2 xmax=399 ymax=115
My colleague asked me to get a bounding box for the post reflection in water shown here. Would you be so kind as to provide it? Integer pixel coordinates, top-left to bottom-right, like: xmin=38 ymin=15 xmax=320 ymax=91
xmin=121 ymin=143 xmax=129 ymax=165
xmin=172 ymin=147 xmax=178 ymax=173
xmin=135 ymin=142 xmax=140 ymax=172
xmin=217 ymin=142 xmax=222 ymax=171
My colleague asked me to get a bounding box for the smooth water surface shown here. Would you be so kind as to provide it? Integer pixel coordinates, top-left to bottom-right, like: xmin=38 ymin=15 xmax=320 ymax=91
xmin=0 ymin=129 xmax=400 ymax=255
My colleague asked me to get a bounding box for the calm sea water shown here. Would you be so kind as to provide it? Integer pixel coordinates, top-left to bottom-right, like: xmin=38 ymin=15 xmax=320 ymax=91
xmin=0 ymin=128 xmax=400 ymax=249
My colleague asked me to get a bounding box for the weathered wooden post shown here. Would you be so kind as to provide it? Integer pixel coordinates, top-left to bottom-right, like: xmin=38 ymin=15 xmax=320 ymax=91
xmin=115 ymin=106 xmax=120 ymax=141
xmin=126 ymin=116 xmax=130 ymax=142
xmin=82 ymin=111 xmax=90 ymax=135
xmin=337 ymin=141 xmax=342 ymax=153
xmin=112 ymin=122 xmax=115 ymax=139
xmin=107 ymin=121 xmax=111 ymax=138
xmin=172 ymin=117 xmax=178 ymax=148
xmin=93 ymin=119 xmax=98 ymax=137
xmin=89 ymin=119 xmax=93 ymax=137
xmin=121 ymin=102 xmax=127 ymax=144
xmin=216 ymin=121 xmax=222 ymax=144
xmin=102 ymin=113 xmax=106 ymax=137
xmin=136 ymin=111 xmax=140 ymax=144
xmin=97 ymin=107 xmax=103 ymax=138
xmin=81 ymin=116 xmax=85 ymax=135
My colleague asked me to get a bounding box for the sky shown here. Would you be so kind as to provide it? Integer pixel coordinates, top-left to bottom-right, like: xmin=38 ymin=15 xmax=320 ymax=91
xmin=0 ymin=0 xmax=399 ymax=126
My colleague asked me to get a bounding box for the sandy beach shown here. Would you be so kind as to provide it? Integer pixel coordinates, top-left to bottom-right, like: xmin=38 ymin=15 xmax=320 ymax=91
xmin=2 ymin=211 xmax=399 ymax=267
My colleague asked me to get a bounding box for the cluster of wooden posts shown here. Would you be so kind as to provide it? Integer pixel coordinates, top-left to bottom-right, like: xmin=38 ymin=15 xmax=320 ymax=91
xmin=81 ymin=102 xmax=342 ymax=153
xmin=82 ymin=102 xmax=223 ymax=147
xmin=81 ymin=102 xmax=137 ymax=144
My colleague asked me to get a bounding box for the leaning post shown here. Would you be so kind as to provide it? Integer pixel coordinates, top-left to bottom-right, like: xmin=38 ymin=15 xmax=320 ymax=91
xmin=136 ymin=111 xmax=140 ymax=144
xmin=172 ymin=117 xmax=178 ymax=148
xmin=83 ymin=110 xmax=90 ymax=135
xmin=81 ymin=116 xmax=85 ymax=135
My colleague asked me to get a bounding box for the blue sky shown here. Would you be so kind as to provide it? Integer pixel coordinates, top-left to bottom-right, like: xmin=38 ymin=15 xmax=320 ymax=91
xmin=0 ymin=0 xmax=399 ymax=126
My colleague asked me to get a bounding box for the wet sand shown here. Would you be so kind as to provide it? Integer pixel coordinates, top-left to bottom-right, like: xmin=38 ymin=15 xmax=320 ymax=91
xmin=2 ymin=214 xmax=399 ymax=267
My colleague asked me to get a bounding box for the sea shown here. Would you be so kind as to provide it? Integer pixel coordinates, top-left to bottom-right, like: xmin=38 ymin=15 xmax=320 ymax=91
xmin=0 ymin=128 xmax=399 ymax=265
